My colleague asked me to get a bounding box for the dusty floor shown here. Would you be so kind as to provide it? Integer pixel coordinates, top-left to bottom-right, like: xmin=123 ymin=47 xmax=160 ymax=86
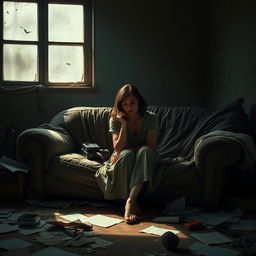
xmin=0 ymin=200 xmax=255 ymax=256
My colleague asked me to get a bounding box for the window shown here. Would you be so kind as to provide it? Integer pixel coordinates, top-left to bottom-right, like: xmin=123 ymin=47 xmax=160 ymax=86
xmin=1 ymin=0 xmax=93 ymax=88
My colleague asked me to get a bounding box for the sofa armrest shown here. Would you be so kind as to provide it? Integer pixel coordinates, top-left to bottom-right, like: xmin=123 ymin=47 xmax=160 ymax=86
xmin=17 ymin=128 xmax=75 ymax=198
xmin=194 ymin=137 xmax=243 ymax=209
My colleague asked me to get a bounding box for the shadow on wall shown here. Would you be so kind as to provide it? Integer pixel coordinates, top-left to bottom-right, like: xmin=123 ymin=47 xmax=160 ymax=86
xmin=247 ymin=102 xmax=256 ymax=143
xmin=0 ymin=128 xmax=19 ymax=160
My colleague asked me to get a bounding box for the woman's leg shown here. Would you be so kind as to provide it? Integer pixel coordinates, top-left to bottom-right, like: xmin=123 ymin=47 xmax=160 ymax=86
xmin=125 ymin=146 xmax=159 ymax=223
xmin=95 ymin=149 xmax=135 ymax=200
xmin=124 ymin=183 xmax=144 ymax=223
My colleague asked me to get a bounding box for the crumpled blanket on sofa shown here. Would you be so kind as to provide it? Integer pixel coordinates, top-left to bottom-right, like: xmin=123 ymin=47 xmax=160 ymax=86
xmin=194 ymin=130 xmax=256 ymax=171
xmin=150 ymin=97 xmax=249 ymax=161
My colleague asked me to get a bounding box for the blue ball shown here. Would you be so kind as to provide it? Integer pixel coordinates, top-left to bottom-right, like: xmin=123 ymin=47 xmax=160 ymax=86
xmin=161 ymin=231 xmax=179 ymax=250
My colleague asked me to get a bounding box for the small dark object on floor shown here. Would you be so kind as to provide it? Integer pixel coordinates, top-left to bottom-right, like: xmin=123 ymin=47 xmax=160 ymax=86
xmin=17 ymin=213 xmax=40 ymax=226
xmin=183 ymin=221 xmax=203 ymax=231
xmin=161 ymin=231 xmax=179 ymax=250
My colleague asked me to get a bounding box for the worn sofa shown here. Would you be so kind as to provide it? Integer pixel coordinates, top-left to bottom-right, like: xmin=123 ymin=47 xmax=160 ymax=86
xmin=17 ymin=97 xmax=251 ymax=209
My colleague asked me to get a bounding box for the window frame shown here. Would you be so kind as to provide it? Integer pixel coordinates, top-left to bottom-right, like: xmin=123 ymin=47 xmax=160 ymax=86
xmin=0 ymin=0 xmax=94 ymax=90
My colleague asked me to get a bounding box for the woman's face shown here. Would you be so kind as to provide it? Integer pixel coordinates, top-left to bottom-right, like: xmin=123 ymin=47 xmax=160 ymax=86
xmin=121 ymin=95 xmax=139 ymax=116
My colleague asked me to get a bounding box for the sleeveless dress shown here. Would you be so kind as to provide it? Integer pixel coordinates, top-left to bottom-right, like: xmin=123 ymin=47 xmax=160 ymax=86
xmin=95 ymin=111 xmax=162 ymax=200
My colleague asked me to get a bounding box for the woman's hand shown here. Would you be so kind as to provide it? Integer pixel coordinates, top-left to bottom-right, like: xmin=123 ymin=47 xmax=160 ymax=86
xmin=111 ymin=151 xmax=120 ymax=164
xmin=116 ymin=111 xmax=127 ymax=125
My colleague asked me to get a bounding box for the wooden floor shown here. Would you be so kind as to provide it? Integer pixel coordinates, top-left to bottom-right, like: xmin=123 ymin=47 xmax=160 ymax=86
xmin=0 ymin=200 xmax=255 ymax=256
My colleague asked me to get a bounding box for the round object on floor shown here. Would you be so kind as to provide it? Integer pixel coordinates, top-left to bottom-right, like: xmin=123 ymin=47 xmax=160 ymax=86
xmin=161 ymin=231 xmax=179 ymax=250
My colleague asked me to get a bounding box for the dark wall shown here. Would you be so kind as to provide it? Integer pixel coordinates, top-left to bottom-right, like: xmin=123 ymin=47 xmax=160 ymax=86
xmin=94 ymin=0 xmax=206 ymax=107
xmin=0 ymin=0 xmax=205 ymax=145
xmin=206 ymin=0 xmax=256 ymax=114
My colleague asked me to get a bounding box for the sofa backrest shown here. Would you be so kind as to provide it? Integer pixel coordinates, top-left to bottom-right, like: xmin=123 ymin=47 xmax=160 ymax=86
xmin=47 ymin=97 xmax=249 ymax=160
xmin=149 ymin=106 xmax=209 ymax=159
xmin=48 ymin=106 xmax=209 ymax=158
xmin=49 ymin=107 xmax=113 ymax=152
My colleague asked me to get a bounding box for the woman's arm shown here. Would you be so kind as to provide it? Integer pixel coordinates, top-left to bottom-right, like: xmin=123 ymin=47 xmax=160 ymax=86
xmin=146 ymin=129 xmax=158 ymax=148
xmin=111 ymin=125 xmax=127 ymax=165
xmin=112 ymin=123 xmax=127 ymax=153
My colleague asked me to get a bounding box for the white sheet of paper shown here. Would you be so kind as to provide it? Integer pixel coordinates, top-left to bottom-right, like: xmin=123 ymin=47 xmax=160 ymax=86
xmin=163 ymin=197 xmax=199 ymax=216
xmin=190 ymin=232 xmax=233 ymax=245
xmin=89 ymin=237 xmax=114 ymax=248
xmin=86 ymin=214 xmax=123 ymax=227
xmin=230 ymin=220 xmax=256 ymax=230
xmin=0 ymin=224 xmax=19 ymax=233
xmin=226 ymin=216 xmax=240 ymax=224
xmin=188 ymin=242 xmax=240 ymax=256
xmin=0 ymin=237 xmax=32 ymax=249
xmin=140 ymin=225 xmax=180 ymax=236
xmin=35 ymin=231 xmax=72 ymax=245
xmin=60 ymin=213 xmax=89 ymax=223
xmin=0 ymin=156 xmax=28 ymax=173
xmin=189 ymin=209 xmax=243 ymax=226
xmin=0 ymin=208 xmax=15 ymax=215
xmin=31 ymin=246 xmax=79 ymax=256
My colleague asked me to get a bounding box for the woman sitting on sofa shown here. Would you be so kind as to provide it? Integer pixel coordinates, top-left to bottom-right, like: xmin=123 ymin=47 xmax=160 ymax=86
xmin=95 ymin=83 xmax=161 ymax=224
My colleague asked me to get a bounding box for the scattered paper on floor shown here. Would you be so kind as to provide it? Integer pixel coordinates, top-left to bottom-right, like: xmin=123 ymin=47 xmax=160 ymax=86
xmin=188 ymin=242 xmax=240 ymax=256
xmin=0 ymin=224 xmax=19 ymax=234
xmin=190 ymin=232 xmax=233 ymax=245
xmin=0 ymin=237 xmax=32 ymax=250
xmin=163 ymin=196 xmax=200 ymax=216
xmin=60 ymin=213 xmax=89 ymax=223
xmin=34 ymin=231 xmax=72 ymax=246
xmin=140 ymin=225 xmax=180 ymax=236
xmin=230 ymin=219 xmax=256 ymax=230
xmin=86 ymin=214 xmax=123 ymax=227
xmin=65 ymin=237 xmax=95 ymax=247
xmin=31 ymin=246 xmax=80 ymax=256
xmin=18 ymin=222 xmax=52 ymax=236
xmin=88 ymin=237 xmax=114 ymax=249
xmin=188 ymin=209 xmax=244 ymax=226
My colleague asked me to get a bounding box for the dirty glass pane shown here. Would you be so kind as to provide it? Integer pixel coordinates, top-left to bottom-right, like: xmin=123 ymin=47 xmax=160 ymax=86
xmin=49 ymin=4 xmax=84 ymax=43
xmin=3 ymin=1 xmax=38 ymax=41
xmin=48 ymin=45 xmax=84 ymax=83
xmin=3 ymin=44 xmax=38 ymax=82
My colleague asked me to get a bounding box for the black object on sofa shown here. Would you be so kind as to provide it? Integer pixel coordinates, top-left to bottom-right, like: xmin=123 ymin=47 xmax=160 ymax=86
xmin=17 ymin=97 xmax=251 ymax=209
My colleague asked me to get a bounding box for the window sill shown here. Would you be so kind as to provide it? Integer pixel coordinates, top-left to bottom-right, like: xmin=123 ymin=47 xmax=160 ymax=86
xmin=45 ymin=85 xmax=98 ymax=93
xmin=0 ymin=84 xmax=98 ymax=94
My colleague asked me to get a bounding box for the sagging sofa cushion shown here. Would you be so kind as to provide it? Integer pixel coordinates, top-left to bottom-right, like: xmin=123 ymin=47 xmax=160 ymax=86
xmin=49 ymin=153 xmax=102 ymax=188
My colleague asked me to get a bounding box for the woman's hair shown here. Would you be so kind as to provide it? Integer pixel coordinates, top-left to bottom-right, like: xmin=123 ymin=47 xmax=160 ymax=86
xmin=111 ymin=83 xmax=147 ymax=118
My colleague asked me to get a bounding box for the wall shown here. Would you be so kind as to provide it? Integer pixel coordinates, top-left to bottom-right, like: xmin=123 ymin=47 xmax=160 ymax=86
xmin=206 ymin=0 xmax=256 ymax=116
xmin=94 ymin=0 xmax=206 ymax=107
xmin=0 ymin=0 xmax=206 ymax=145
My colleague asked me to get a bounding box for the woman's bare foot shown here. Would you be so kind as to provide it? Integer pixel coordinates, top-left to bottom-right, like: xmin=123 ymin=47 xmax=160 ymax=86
xmin=124 ymin=198 xmax=139 ymax=224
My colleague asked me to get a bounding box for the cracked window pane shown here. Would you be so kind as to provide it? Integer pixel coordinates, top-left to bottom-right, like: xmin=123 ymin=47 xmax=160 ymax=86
xmin=49 ymin=4 xmax=84 ymax=43
xmin=3 ymin=1 xmax=38 ymax=41
xmin=4 ymin=44 xmax=38 ymax=82
xmin=49 ymin=45 xmax=84 ymax=83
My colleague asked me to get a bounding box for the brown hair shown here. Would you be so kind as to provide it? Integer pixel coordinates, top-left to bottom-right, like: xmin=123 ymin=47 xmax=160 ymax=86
xmin=111 ymin=84 xmax=147 ymax=118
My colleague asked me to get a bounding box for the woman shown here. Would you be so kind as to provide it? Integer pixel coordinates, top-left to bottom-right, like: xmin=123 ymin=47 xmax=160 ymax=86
xmin=95 ymin=83 xmax=160 ymax=224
